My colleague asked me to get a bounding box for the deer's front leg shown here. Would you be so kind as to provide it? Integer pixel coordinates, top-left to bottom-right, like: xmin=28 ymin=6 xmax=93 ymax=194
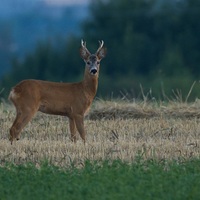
xmin=74 ymin=115 xmax=86 ymax=144
xmin=69 ymin=118 xmax=77 ymax=142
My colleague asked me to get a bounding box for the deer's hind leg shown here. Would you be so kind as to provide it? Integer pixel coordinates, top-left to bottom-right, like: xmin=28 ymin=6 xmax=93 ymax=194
xmin=9 ymin=101 xmax=39 ymax=144
xmin=10 ymin=108 xmax=37 ymax=144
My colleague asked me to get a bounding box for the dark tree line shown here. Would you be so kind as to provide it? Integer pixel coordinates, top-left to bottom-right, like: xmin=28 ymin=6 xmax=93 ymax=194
xmin=1 ymin=0 xmax=200 ymax=100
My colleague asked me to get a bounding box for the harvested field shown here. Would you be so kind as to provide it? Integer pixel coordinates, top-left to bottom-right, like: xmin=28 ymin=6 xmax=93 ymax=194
xmin=0 ymin=100 xmax=200 ymax=167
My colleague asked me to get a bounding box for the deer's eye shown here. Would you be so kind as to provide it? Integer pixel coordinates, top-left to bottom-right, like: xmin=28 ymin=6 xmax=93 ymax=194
xmin=97 ymin=61 xmax=100 ymax=65
xmin=87 ymin=61 xmax=91 ymax=65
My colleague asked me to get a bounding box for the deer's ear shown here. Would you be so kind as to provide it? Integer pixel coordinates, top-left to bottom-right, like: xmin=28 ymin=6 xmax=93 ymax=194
xmin=80 ymin=40 xmax=91 ymax=60
xmin=96 ymin=47 xmax=106 ymax=60
xmin=96 ymin=40 xmax=106 ymax=60
xmin=80 ymin=47 xmax=91 ymax=60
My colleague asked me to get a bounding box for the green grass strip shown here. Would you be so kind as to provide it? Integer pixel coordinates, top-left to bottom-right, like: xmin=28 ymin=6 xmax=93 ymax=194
xmin=0 ymin=159 xmax=200 ymax=200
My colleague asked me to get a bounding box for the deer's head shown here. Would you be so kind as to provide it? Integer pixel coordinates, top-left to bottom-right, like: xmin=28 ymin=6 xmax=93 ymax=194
xmin=80 ymin=40 xmax=106 ymax=76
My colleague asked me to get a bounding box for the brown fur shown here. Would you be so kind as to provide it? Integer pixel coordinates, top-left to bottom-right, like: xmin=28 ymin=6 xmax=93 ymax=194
xmin=9 ymin=41 xmax=106 ymax=144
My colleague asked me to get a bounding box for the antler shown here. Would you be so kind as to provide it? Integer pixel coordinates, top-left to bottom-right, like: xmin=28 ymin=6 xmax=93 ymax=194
xmin=81 ymin=39 xmax=86 ymax=48
xmin=81 ymin=39 xmax=91 ymax=55
xmin=96 ymin=40 xmax=104 ymax=54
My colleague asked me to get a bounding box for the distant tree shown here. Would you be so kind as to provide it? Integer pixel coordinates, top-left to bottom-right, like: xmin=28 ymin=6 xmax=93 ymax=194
xmin=82 ymin=0 xmax=193 ymax=76
xmin=178 ymin=0 xmax=200 ymax=76
xmin=0 ymin=25 xmax=14 ymax=77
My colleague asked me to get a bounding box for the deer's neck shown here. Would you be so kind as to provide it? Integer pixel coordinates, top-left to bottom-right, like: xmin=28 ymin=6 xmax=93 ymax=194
xmin=82 ymin=70 xmax=98 ymax=99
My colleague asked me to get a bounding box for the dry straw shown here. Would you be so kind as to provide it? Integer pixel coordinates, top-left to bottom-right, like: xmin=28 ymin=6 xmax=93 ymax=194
xmin=0 ymin=99 xmax=200 ymax=167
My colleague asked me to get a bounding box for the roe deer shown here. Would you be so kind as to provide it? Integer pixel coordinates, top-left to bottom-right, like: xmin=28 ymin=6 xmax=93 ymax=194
xmin=9 ymin=40 xmax=106 ymax=144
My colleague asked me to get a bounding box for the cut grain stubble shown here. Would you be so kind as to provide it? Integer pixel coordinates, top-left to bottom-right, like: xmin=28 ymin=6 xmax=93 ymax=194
xmin=1 ymin=104 xmax=200 ymax=167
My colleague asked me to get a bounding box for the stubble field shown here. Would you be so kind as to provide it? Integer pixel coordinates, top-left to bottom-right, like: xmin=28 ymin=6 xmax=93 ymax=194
xmin=1 ymin=99 xmax=200 ymax=166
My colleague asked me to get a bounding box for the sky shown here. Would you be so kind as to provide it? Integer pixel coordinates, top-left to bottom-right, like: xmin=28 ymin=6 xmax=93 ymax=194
xmin=44 ymin=0 xmax=89 ymax=6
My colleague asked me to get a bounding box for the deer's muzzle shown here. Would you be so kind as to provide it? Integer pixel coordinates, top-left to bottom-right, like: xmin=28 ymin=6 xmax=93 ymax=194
xmin=90 ymin=68 xmax=98 ymax=75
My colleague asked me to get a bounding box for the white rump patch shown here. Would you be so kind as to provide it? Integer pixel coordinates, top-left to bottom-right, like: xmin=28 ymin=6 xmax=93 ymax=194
xmin=9 ymin=89 xmax=18 ymax=100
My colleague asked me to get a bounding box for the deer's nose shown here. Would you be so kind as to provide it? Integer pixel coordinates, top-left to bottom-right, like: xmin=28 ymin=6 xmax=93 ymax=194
xmin=90 ymin=69 xmax=97 ymax=75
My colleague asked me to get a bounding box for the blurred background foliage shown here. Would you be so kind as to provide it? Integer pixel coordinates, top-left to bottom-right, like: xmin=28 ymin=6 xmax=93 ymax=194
xmin=1 ymin=0 xmax=200 ymax=101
